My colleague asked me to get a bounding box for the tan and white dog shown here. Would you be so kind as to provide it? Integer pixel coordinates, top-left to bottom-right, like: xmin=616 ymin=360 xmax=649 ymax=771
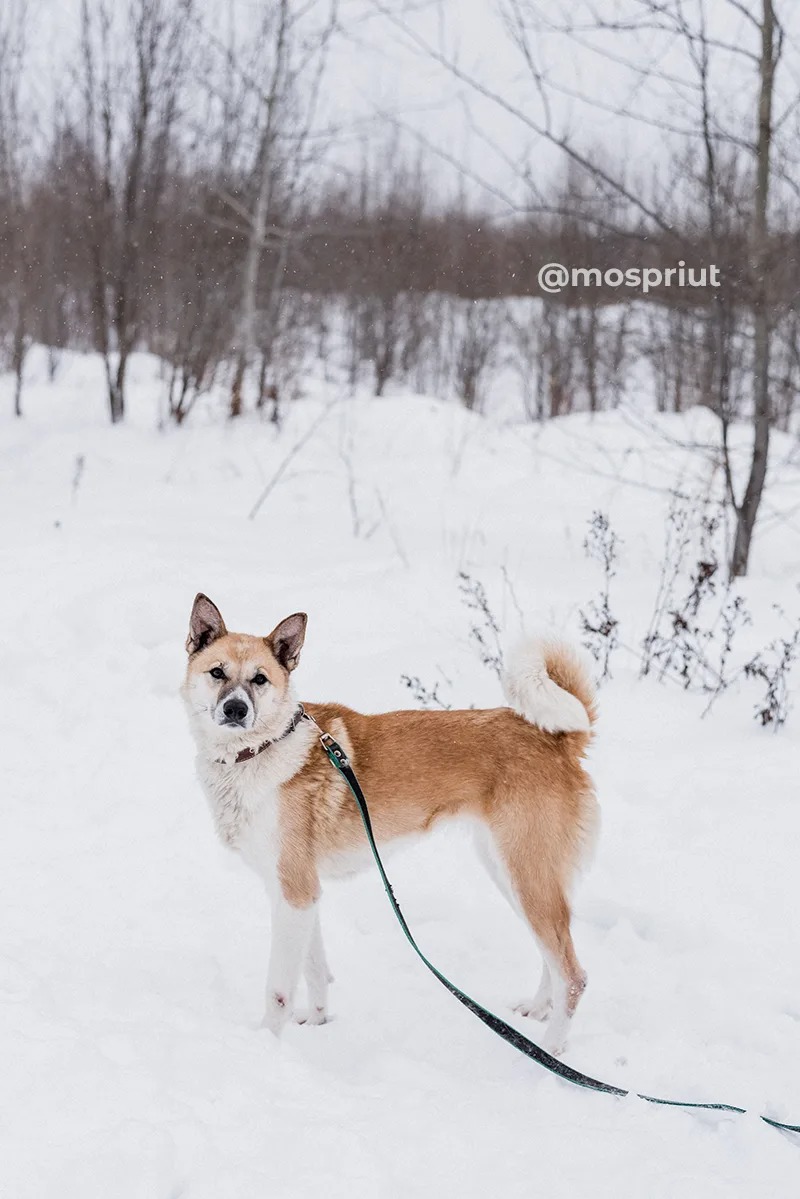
xmin=182 ymin=593 xmax=599 ymax=1054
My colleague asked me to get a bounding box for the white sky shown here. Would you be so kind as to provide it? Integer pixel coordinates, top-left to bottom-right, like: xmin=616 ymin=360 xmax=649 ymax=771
xmin=324 ymin=0 xmax=800 ymax=211
xmin=20 ymin=0 xmax=800 ymax=214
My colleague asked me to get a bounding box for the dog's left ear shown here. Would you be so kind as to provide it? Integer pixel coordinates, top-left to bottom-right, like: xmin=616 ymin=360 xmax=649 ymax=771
xmin=186 ymin=593 xmax=227 ymax=655
xmin=267 ymin=612 xmax=307 ymax=672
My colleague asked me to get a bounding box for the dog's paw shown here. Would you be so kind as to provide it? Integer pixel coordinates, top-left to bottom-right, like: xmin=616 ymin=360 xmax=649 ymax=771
xmin=260 ymin=991 xmax=292 ymax=1035
xmin=293 ymin=1006 xmax=329 ymax=1027
xmin=513 ymin=997 xmax=552 ymax=1022
xmin=541 ymin=1034 xmax=567 ymax=1057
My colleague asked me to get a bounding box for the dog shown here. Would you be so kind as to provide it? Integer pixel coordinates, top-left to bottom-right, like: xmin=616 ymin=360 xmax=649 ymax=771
xmin=182 ymin=593 xmax=599 ymax=1054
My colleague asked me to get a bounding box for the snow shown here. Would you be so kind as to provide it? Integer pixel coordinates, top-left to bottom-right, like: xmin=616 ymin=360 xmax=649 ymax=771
xmin=2 ymin=348 xmax=799 ymax=1197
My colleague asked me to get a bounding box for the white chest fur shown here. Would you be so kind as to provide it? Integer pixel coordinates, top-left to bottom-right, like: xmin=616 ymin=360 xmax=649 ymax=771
xmin=194 ymin=723 xmax=315 ymax=882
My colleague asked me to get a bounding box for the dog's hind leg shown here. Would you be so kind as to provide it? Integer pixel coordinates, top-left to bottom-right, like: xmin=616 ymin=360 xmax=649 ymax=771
xmin=474 ymin=825 xmax=552 ymax=1021
xmin=513 ymin=962 xmax=552 ymax=1023
xmin=491 ymin=827 xmax=586 ymax=1055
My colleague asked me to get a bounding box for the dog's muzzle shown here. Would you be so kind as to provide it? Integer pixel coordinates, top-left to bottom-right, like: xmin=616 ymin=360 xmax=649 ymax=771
xmin=222 ymin=698 xmax=248 ymax=725
xmin=215 ymin=688 xmax=253 ymax=729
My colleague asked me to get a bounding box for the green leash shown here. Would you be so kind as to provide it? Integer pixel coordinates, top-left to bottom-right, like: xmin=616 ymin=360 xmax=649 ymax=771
xmin=311 ymin=720 xmax=799 ymax=1136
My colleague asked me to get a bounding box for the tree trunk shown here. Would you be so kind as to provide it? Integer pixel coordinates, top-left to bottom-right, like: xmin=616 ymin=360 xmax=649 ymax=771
xmin=229 ymin=0 xmax=290 ymax=419
xmin=13 ymin=367 xmax=24 ymax=419
xmin=585 ymin=306 xmax=598 ymax=414
xmin=731 ymin=0 xmax=776 ymax=578
xmin=230 ymin=158 xmax=270 ymax=418
xmin=110 ymin=354 xmax=128 ymax=425
xmin=255 ymin=236 xmax=291 ymax=412
xmin=12 ymin=302 xmax=26 ymax=418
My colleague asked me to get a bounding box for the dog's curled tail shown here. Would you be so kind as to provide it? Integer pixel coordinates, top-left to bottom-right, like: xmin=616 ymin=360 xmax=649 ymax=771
xmin=501 ymin=636 xmax=597 ymax=736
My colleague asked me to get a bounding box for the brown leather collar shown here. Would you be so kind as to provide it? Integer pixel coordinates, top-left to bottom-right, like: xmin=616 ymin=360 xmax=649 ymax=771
xmin=215 ymin=705 xmax=307 ymax=766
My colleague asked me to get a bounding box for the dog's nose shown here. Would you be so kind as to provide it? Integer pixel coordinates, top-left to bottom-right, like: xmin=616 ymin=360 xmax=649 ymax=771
xmin=223 ymin=698 xmax=248 ymax=724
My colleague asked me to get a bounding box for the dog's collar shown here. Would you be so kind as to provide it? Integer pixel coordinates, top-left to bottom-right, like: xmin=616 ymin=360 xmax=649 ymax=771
xmin=214 ymin=705 xmax=308 ymax=766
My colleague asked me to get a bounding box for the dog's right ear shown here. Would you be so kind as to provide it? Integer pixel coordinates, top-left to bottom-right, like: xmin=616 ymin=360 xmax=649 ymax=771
xmin=186 ymin=593 xmax=227 ymax=655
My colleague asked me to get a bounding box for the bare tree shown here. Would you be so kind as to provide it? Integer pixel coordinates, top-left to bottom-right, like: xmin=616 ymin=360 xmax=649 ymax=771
xmin=155 ymin=176 xmax=238 ymax=425
xmin=511 ymin=0 xmax=786 ymax=576
xmin=453 ymin=299 xmax=502 ymax=412
xmin=373 ymin=0 xmax=792 ymax=574
xmin=226 ymin=0 xmax=291 ymax=419
xmin=72 ymin=0 xmax=192 ymax=423
xmin=729 ymin=0 xmax=780 ymax=576
xmin=0 ymin=0 xmax=32 ymax=416
xmin=210 ymin=0 xmax=338 ymax=418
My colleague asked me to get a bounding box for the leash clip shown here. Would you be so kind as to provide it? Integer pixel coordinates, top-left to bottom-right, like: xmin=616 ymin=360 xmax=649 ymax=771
xmin=301 ymin=708 xmax=351 ymax=767
xmin=319 ymin=731 xmax=351 ymax=768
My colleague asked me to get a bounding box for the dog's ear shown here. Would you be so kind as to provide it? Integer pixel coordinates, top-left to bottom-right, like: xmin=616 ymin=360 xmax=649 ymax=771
xmin=186 ymin=593 xmax=227 ymax=655
xmin=266 ymin=612 xmax=307 ymax=672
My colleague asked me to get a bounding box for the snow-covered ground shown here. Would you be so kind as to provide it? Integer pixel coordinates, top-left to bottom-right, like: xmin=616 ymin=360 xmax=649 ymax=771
xmin=2 ymin=349 xmax=799 ymax=1197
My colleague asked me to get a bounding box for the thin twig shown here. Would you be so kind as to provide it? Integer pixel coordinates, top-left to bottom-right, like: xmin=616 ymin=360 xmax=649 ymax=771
xmin=248 ymin=399 xmax=338 ymax=520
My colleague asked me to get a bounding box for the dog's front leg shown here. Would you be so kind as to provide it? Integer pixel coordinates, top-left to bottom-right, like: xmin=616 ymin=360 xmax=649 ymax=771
xmin=262 ymin=889 xmax=318 ymax=1034
xmin=297 ymin=907 xmax=331 ymax=1025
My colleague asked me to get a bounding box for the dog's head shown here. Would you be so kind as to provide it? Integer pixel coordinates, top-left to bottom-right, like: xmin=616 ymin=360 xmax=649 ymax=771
xmin=182 ymin=594 xmax=306 ymax=744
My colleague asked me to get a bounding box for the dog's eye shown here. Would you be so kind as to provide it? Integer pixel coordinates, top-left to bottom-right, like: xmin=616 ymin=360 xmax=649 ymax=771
xmin=209 ymin=667 xmax=226 ymax=681
xmin=252 ymin=673 xmax=268 ymax=686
